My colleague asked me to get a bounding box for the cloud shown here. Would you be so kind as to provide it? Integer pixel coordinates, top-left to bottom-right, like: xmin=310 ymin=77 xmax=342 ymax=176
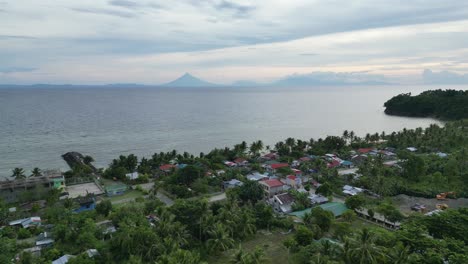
xmin=215 ymin=0 xmax=255 ymax=18
xmin=1 ymin=1 xmax=468 ymax=84
xmin=273 ymin=71 xmax=389 ymax=86
xmin=70 ymin=7 xmax=135 ymax=18
xmin=0 ymin=67 xmax=37 ymax=74
xmin=422 ymin=69 xmax=468 ymax=84
xmin=108 ymin=0 xmax=165 ymax=10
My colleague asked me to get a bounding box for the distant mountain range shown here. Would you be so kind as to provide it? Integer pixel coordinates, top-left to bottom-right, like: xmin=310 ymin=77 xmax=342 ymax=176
xmin=0 ymin=72 xmax=393 ymax=88
xmin=160 ymin=73 xmax=219 ymax=87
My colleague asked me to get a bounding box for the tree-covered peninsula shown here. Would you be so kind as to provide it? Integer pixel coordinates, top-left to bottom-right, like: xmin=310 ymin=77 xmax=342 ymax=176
xmin=384 ymin=89 xmax=468 ymax=120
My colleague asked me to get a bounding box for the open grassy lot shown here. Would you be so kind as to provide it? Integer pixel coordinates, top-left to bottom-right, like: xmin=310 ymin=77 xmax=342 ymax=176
xmin=107 ymin=189 xmax=145 ymax=204
xmin=209 ymin=230 xmax=293 ymax=264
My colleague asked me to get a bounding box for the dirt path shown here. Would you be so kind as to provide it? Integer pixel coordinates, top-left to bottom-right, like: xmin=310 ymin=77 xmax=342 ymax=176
xmin=392 ymin=194 xmax=468 ymax=214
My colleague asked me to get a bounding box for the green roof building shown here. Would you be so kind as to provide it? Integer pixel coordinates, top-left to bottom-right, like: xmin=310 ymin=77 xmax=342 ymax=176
xmin=105 ymin=184 xmax=127 ymax=197
xmin=289 ymin=202 xmax=348 ymax=218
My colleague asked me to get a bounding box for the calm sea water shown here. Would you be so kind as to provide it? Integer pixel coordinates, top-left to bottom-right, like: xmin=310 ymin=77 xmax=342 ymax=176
xmin=1 ymin=85 xmax=464 ymax=178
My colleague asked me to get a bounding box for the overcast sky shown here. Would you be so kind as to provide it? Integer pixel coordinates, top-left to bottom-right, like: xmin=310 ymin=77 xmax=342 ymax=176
xmin=1 ymin=0 xmax=468 ymax=84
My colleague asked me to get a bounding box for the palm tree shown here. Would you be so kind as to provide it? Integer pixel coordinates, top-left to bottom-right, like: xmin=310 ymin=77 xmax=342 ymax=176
xmin=83 ymin=155 xmax=94 ymax=165
xmin=30 ymin=167 xmax=42 ymax=177
xmin=207 ymin=223 xmax=235 ymax=253
xmin=12 ymin=168 xmax=26 ymax=180
xmin=230 ymin=246 xmax=266 ymax=264
xmin=342 ymin=130 xmax=349 ymax=143
xmin=349 ymin=228 xmax=384 ymax=264
xmin=349 ymin=131 xmax=355 ymax=144
xmin=387 ymin=243 xmax=411 ymax=264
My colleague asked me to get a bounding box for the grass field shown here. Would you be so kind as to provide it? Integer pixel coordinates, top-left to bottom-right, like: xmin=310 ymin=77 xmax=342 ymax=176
xmin=107 ymin=190 xmax=145 ymax=204
xmin=209 ymin=230 xmax=293 ymax=264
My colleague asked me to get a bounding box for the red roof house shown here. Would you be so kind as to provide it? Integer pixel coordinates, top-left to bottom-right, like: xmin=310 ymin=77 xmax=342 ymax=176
xmin=260 ymin=179 xmax=285 ymax=197
xmin=270 ymin=163 xmax=289 ymax=170
xmin=327 ymin=160 xmax=341 ymax=168
xmin=159 ymin=164 xmax=176 ymax=172
xmin=358 ymin=148 xmax=374 ymax=154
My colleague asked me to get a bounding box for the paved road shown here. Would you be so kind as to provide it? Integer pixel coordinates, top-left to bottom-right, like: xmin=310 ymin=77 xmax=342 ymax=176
xmin=208 ymin=192 xmax=226 ymax=202
xmin=134 ymin=182 xmax=174 ymax=206
xmin=155 ymin=191 xmax=174 ymax=206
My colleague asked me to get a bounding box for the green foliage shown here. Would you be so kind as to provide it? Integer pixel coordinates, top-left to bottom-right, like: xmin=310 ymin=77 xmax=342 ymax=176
xmin=345 ymin=194 xmax=366 ymax=210
xmin=306 ymin=207 xmax=334 ymax=232
xmin=315 ymin=182 xmax=333 ymax=197
xmin=294 ymin=226 xmax=314 ymax=246
xmin=17 ymin=228 xmax=32 ymax=239
xmin=0 ymin=237 xmax=16 ymax=263
xmin=96 ymin=199 xmax=113 ymax=217
xmin=237 ymin=181 xmax=264 ymax=204
xmin=384 ymin=89 xmax=468 ymax=120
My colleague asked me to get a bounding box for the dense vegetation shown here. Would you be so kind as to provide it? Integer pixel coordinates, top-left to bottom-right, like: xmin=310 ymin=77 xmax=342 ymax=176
xmin=384 ymin=89 xmax=468 ymax=120
xmin=2 ymin=93 xmax=468 ymax=263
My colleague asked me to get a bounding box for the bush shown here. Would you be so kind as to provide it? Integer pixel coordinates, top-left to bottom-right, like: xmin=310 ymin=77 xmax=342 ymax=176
xmin=17 ymin=228 xmax=32 ymax=239
xmin=294 ymin=226 xmax=314 ymax=246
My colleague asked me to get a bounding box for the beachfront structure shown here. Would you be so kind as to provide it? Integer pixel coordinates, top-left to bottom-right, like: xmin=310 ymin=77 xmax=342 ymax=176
xmin=0 ymin=171 xmax=65 ymax=203
xmin=259 ymin=179 xmax=285 ymax=197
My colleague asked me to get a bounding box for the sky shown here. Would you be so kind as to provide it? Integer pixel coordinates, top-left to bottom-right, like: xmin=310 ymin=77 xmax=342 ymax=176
xmin=1 ymin=0 xmax=468 ymax=85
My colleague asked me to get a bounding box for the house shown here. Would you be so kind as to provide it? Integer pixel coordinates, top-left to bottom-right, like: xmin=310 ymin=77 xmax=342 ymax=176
xmin=291 ymin=168 xmax=302 ymax=177
xmin=96 ymin=220 xmax=117 ymax=237
xmin=224 ymin=161 xmax=237 ymax=167
xmin=327 ymin=160 xmax=341 ymax=168
xmin=159 ymin=164 xmax=176 ymax=172
xmin=342 ymin=185 xmax=364 ymax=196
xmin=86 ymin=249 xmax=99 ymax=258
xmin=357 ymin=148 xmax=374 ymax=154
xmin=299 ymin=157 xmax=312 ymax=162
xmin=9 ymin=216 xmax=42 ymax=228
xmin=73 ymin=196 xmax=96 ymax=213
xmin=406 ymin=147 xmax=418 ymax=152
xmin=355 ymin=208 xmax=401 ymax=229
xmin=259 ymin=179 xmax=285 ymax=197
xmin=246 ymin=172 xmax=269 ymax=181
xmin=233 ymin=158 xmax=248 ymax=166
xmin=340 ymin=160 xmax=354 ymax=168
xmin=125 ymin=172 xmax=139 ymax=180
xmin=52 ymin=255 xmax=74 ymax=264
xmin=36 ymin=232 xmax=54 ymax=247
xmin=309 ymin=194 xmax=329 ymax=205
xmin=272 ymin=193 xmax=295 ymax=214
xmin=261 ymin=152 xmax=279 ymax=160
xmin=36 ymin=238 xmax=54 ymax=247
xmin=105 ymin=184 xmax=127 ymax=197
xmin=286 ymin=175 xmax=302 ymax=188
xmin=0 ymin=172 xmax=66 ymax=203
xmin=269 ymin=163 xmax=289 ymax=172
xmin=223 ymin=179 xmax=244 ymax=189
xmin=436 ymin=152 xmax=448 ymax=158
xmin=350 ymin=155 xmax=368 ymax=165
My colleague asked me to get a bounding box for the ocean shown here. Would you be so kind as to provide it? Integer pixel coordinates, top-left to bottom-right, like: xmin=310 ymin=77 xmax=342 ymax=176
xmin=1 ymin=85 xmax=462 ymax=178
